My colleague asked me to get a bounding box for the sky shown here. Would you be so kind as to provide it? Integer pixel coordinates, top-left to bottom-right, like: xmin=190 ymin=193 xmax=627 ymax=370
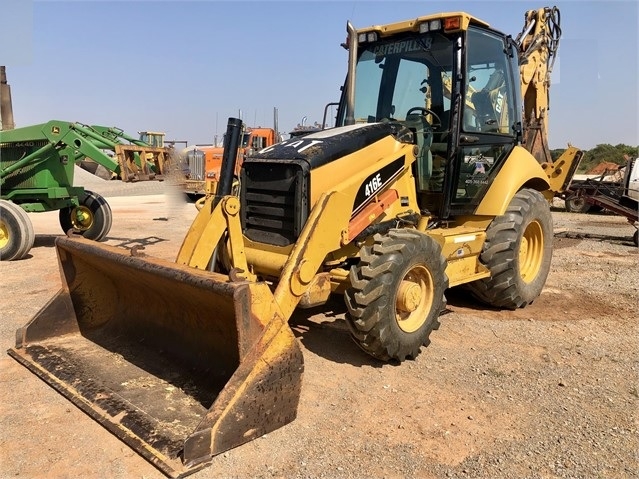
xmin=1 ymin=0 xmax=638 ymax=150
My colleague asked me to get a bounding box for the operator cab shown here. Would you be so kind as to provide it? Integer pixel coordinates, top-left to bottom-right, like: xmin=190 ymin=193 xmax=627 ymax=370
xmin=336 ymin=14 xmax=522 ymax=218
xmin=138 ymin=131 xmax=165 ymax=148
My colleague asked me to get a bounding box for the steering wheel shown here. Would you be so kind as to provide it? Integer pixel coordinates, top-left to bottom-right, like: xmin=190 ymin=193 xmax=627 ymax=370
xmin=406 ymin=107 xmax=441 ymax=129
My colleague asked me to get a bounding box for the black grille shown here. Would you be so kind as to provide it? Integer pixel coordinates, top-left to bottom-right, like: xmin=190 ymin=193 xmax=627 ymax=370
xmin=240 ymin=160 xmax=309 ymax=247
xmin=0 ymin=140 xmax=51 ymax=189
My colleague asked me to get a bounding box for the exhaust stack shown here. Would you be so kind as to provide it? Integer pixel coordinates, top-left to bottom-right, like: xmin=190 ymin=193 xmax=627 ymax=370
xmin=0 ymin=66 xmax=15 ymax=130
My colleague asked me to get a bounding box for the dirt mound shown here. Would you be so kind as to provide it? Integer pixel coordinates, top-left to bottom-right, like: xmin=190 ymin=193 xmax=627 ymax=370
xmin=586 ymin=161 xmax=621 ymax=175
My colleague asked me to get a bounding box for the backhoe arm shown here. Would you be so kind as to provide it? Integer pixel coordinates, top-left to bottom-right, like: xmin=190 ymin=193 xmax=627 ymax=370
xmin=515 ymin=6 xmax=561 ymax=165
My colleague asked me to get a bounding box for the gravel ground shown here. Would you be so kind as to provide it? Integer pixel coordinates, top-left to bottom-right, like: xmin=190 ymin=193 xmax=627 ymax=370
xmin=0 ymin=182 xmax=637 ymax=479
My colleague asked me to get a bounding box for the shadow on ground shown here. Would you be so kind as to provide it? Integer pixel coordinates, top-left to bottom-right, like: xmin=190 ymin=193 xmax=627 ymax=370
xmin=289 ymin=295 xmax=386 ymax=368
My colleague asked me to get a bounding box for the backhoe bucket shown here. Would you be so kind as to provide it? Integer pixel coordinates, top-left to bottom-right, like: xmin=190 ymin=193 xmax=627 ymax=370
xmin=7 ymin=236 xmax=303 ymax=478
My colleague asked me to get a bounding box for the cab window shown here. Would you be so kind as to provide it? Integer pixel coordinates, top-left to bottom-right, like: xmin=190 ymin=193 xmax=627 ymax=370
xmin=463 ymin=28 xmax=516 ymax=136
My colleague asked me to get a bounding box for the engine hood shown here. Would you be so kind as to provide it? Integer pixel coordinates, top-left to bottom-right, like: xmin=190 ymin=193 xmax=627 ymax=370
xmin=249 ymin=122 xmax=411 ymax=169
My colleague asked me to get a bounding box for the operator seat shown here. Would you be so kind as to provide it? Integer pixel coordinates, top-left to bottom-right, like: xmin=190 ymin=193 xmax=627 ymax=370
xmin=470 ymin=69 xmax=506 ymax=133
xmin=405 ymin=112 xmax=434 ymax=192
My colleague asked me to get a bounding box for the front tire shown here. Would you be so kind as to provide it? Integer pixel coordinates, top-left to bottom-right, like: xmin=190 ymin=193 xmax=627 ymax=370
xmin=59 ymin=190 xmax=112 ymax=241
xmin=0 ymin=200 xmax=35 ymax=261
xmin=345 ymin=229 xmax=448 ymax=362
xmin=467 ymin=188 xmax=552 ymax=309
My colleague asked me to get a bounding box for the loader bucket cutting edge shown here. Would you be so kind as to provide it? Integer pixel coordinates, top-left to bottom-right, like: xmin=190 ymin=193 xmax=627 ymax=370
xmin=6 ymin=236 xmax=303 ymax=478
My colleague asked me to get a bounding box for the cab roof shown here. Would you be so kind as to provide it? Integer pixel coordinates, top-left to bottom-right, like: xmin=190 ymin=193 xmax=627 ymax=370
xmin=356 ymin=11 xmax=492 ymax=36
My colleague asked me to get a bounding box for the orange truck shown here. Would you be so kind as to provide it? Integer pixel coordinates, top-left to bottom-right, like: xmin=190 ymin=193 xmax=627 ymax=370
xmin=183 ymin=126 xmax=280 ymax=199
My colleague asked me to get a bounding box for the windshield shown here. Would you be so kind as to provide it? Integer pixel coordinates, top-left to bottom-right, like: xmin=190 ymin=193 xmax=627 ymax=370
xmin=139 ymin=133 xmax=163 ymax=147
xmin=343 ymin=33 xmax=456 ymax=129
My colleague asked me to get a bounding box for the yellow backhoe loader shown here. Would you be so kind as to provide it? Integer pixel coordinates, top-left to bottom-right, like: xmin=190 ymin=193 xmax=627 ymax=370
xmin=8 ymin=6 xmax=582 ymax=478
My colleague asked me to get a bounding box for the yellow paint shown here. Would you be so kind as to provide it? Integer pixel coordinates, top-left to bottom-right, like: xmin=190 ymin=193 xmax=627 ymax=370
xmin=356 ymin=11 xmax=488 ymax=37
xmin=475 ymin=146 xmax=550 ymax=216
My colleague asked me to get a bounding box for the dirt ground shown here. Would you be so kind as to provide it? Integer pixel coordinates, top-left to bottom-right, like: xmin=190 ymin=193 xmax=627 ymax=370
xmin=0 ymin=185 xmax=637 ymax=479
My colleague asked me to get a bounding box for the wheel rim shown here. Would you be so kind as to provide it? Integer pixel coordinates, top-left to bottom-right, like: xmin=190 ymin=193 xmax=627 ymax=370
xmin=395 ymin=265 xmax=434 ymax=333
xmin=0 ymin=220 xmax=9 ymax=249
xmin=519 ymin=219 xmax=544 ymax=284
xmin=568 ymin=197 xmax=585 ymax=211
xmin=70 ymin=206 xmax=93 ymax=231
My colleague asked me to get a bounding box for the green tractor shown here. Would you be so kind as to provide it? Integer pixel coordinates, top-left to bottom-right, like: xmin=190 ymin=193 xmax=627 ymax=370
xmin=0 ymin=120 xmax=171 ymax=260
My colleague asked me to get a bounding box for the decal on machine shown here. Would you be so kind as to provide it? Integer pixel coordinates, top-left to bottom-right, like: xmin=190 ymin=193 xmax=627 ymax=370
xmin=259 ymin=139 xmax=323 ymax=155
xmin=494 ymin=91 xmax=504 ymax=114
xmin=371 ymin=38 xmax=430 ymax=58
xmin=352 ymin=156 xmax=405 ymax=217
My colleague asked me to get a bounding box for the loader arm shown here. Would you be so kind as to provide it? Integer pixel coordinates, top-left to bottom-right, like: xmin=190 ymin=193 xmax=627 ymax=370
xmin=0 ymin=122 xmax=118 ymax=179
xmin=176 ymin=195 xmax=256 ymax=279
xmin=0 ymin=120 xmax=171 ymax=184
xmin=68 ymin=122 xmax=171 ymax=180
xmin=178 ymin=190 xmax=349 ymax=320
xmin=89 ymin=124 xmax=148 ymax=146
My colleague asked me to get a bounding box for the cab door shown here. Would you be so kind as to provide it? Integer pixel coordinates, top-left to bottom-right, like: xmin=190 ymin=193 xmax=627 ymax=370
xmin=445 ymin=27 xmax=521 ymax=217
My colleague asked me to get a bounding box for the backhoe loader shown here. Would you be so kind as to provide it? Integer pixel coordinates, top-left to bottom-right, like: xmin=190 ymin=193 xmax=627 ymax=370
xmin=8 ymin=6 xmax=582 ymax=478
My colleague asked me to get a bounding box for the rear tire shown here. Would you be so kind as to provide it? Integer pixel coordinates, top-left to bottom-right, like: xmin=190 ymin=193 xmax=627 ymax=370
xmin=0 ymin=200 xmax=35 ymax=261
xmin=345 ymin=229 xmax=448 ymax=362
xmin=564 ymin=194 xmax=591 ymax=213
xmin=467 ymin=188 xmax=552 ymax=309
xmin=59 ymin=190 xmax=112 ymax=241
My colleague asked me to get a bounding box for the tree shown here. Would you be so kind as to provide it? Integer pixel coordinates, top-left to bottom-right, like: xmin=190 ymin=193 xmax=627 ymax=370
xmin=550 ymin=148 xmax=566 ymax=161
xmin=577 ymin=144 xmax=638 ymax=173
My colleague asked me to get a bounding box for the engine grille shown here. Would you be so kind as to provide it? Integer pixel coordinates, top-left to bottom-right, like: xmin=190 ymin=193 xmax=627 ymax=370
xmin=0 ymin=140 xmax=61 ymax=190
xmin=240 ymin=160 xmax=309 ymax=247
xmin=186 ymin=150 xmax=205 ymax=181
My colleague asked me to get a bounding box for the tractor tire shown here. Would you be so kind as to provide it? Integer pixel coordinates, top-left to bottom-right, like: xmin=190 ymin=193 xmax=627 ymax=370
xmin=59 ymin=190 xmax=112 ymax=241
xmin=564 ymin=194 xmax=591 ymax=213
xmin=345 ymin=229 xmax=448 ymax=362
xmin=0 ymin=200 xmax=35 ymax=261
xmin=633 ymin=229 xmax=638 ymax=247
xmin=467 ymin=188 xmax=552 ymax=309
xmin=14 ymin=203 xmax=35 ymax=259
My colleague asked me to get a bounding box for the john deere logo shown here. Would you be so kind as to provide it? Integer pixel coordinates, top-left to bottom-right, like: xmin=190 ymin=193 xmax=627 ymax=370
xmin=51 ymin=126 xmax=60 ymax=134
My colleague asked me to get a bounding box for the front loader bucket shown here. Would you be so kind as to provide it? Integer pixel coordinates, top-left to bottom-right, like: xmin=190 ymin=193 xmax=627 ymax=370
xmin=7 ymin=236 xmax=303 ymax=478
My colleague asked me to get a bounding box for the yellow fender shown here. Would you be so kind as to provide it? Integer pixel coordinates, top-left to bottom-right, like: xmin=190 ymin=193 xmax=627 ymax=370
xmin=475 ymin=145 xmax=550 ymax=216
